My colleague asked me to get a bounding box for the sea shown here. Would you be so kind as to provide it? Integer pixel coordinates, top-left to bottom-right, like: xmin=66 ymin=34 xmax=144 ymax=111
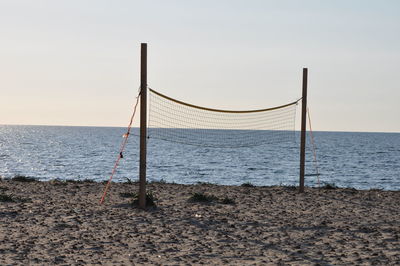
xmin=0 ymin=125 xmax=399 ymax=190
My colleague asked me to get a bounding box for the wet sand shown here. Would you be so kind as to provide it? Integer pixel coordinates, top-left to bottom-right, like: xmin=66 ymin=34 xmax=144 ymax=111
xmin=1 ymin=179 xmax=399 ymax=265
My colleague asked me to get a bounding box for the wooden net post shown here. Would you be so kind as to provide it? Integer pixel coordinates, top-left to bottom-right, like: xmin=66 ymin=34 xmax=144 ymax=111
xmin=299 ymin=68 xmax=308 ymax=193
xmin=139 ymin=43 xmax=147 ymax=208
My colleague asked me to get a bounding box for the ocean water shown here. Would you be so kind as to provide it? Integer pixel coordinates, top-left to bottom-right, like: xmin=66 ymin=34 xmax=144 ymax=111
xmin=0 ymin=125 xmax=399 ymax=190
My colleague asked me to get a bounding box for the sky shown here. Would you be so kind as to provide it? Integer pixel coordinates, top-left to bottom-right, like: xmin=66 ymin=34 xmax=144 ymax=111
xmin=1 ymin=0 xmax=399 ymax=132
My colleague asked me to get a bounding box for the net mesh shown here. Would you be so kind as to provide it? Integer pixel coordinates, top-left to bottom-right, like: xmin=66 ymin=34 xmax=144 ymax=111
xmin=148 ymin=88 xmax=299 ymax=148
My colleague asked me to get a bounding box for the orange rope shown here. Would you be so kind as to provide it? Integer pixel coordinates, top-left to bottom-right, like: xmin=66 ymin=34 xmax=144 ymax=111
xmin=99 ymin=92 xmax=141 ymax=204
xmin=307 ymin=107 xmax=320 ymax=187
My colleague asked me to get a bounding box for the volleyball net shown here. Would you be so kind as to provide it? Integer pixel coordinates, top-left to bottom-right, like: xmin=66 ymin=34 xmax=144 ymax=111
xmin=148 ymin=88 xmax=301 ymax=148
xmin=101 ymin=44 xmax=309 ymax=207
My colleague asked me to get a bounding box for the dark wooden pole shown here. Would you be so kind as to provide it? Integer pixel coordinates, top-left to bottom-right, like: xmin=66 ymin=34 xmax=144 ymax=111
xmin=299 ymin=68 xmax=308 ymax=193
xmin=139 ymin=43 xmax=147 ymax=208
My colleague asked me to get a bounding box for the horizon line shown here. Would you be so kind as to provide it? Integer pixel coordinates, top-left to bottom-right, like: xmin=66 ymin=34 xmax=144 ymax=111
xmin=1 ymin=123 xmax=399 ymax=134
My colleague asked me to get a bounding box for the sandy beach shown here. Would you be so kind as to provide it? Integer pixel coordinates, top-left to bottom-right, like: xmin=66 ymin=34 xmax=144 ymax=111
xmin=1 ymin=179 xmax=399 ymax=265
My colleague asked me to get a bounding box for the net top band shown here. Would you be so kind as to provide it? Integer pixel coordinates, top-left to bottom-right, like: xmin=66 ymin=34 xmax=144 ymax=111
xmin=149 ymin=88 xmax=300 ymax=114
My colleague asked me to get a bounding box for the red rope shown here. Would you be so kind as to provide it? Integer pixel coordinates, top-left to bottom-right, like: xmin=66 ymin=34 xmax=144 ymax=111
xmin=99 ymin=92 xmax=141 ymax=204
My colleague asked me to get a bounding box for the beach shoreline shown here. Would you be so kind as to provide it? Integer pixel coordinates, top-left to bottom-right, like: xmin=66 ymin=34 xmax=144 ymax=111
xmin=1 ymin=179 xmax=399 ymax=265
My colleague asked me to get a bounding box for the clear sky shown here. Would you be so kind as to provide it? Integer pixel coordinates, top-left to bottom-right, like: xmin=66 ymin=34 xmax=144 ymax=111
xmin=1 ymin=0 xmax=399 ymax=132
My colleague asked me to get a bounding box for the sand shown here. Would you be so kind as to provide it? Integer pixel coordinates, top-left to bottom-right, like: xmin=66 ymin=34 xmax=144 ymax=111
xmin=0 ymin=179 xmax=399 ymax=265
